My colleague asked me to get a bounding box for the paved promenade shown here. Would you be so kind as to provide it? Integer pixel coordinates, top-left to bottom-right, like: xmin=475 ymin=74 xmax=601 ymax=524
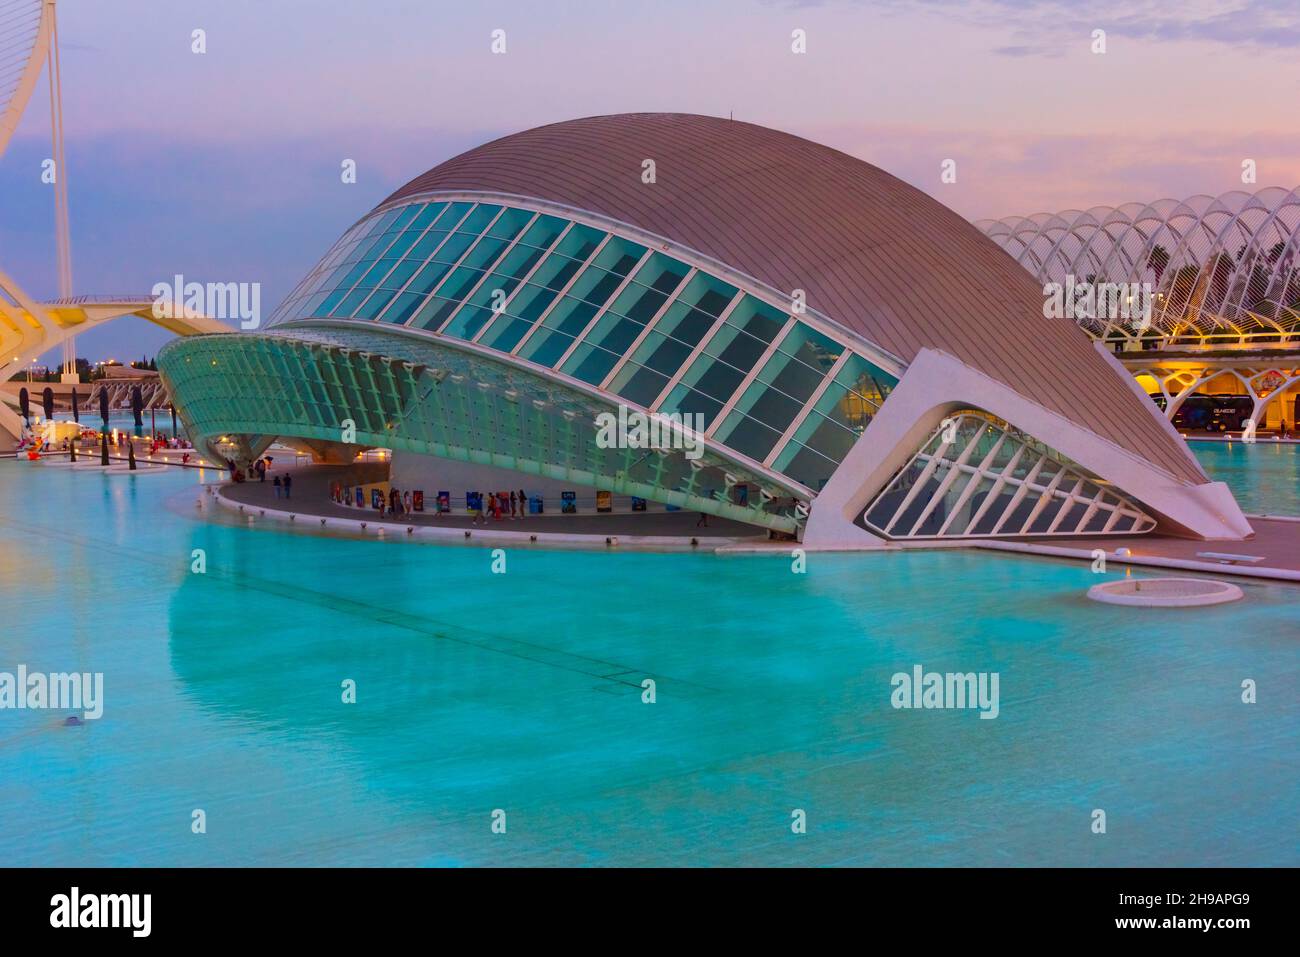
xmin=217 ymin=463 xmax=769 ymax=547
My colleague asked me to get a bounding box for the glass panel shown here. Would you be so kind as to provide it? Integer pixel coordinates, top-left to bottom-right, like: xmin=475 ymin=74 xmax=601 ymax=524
xmin=406 ymin=259 xmax=455 ymax=296
xmin=407 ymin=202 xmax=445 ymax=232
xmin=713 ymin=409 xmax=784 ymax=462
xmin=487 ymin=207 xmax=534 ymax=240
xmin=382 ymin=291 xmax=424 ymax=325
xmin=674 ymin=272 xmax=738 ymax=317
xmin=562 ymin=266 xmax=628 ymax=310
xmin=631 ymin=253 xmax=690 ymax=294
xmin=552 ymin=224 xmax=604 ymax=261
xmin=521 ymin=330 xmax=576 ymax=368
xmin=771 ymin=442 xmax=839 ymax=491
xmin=460 ymin=235 xmax=512 ymax=271
xmin=608 ymin=359 xmax=670 ymax=408
xmin=590 ymin=236 xmax=646 ymax=276
xmin=441 ymin=304 xmax=495 ymax=341
xmin=576 ymin=311 xmax=645 ymax=359
xmin=528 ymin=250 xmax=587 ymax=292
xmin=561 ymin=342 xmax=622 ymax=385
xmin=355 ymin=289 xmax=398 ymax=320
xmin=778 ymin=322 xmax=845 ymax=375
xmin=674 ymin=351 xmax=747 ymax=405
xmin=517 ymin=214 xmax=568 ymax=249
xmin=661 ymin=383 xmax=725 ymax=425
xmin=606 ymin=280 xmax=669 ymax=326
xmin=376 ymin=258 xmax=421 ymax=292
xmin=456 ymin=204 xmax=501 ymax=234
xmin=430 ymin=231 xmax=477 ymax=265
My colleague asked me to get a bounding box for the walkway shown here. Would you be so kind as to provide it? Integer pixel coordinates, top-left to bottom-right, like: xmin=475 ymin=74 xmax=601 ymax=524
xmin=216 ymin=463 xmax=770 ymax=551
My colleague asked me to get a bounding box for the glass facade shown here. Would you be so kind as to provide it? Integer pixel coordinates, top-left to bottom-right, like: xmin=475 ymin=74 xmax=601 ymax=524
xmin=268 ymin=198 xmax=898 ymax=491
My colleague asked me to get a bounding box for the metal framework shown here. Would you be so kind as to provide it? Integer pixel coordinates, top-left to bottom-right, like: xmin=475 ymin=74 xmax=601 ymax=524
xmin=977 ymin=187 xmax=1300 ymax=348
xmin=863 ymin=412 xmax=1156 ymax=539
xmin=159 ymin=324 xmax=806 ymax=533
xmin=258 ymin=194 xmax=897 ymax=496
xmin=85 ymin=377 xmax=169 ymax=412
xmin=0 ymin=0 xmax=48 ymax=160
xmin=0 ymin=292 xmax=227 ymax=441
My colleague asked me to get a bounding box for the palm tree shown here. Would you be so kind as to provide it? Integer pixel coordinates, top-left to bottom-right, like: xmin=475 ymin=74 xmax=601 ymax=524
xmin=1147 ymin=245 xmax=1170 ymax=285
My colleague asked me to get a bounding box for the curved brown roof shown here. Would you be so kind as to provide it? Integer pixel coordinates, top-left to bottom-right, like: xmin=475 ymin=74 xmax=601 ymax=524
xmin=383 ymin=113 xmax=1206 ymax=485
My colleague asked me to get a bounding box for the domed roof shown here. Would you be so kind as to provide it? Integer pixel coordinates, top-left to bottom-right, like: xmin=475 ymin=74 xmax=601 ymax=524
xmin=384 ymin=113 xmax=1205 ymax=485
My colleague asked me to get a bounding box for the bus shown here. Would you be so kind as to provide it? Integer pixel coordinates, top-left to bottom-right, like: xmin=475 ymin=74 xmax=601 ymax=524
xmin=1157 ymin=394 xmax=1254 ymax=432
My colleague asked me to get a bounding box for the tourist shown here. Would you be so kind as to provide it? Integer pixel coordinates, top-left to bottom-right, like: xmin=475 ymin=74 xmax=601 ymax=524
xmin=256 ymin=458 xmax=266 ymax=482
xmin=283 ymin=473 xmax=292 ymax=499
xmin=519 ymin=488 xmax=527 ymax=520
xmin=274 ymin=475 xmax=282 ymax=499
xmin=510 ymin=490 xmax=518 ymax=520
xmin=471 ymin=493 xmax=485 ymax=526
xmin=696 ymin=511 xmax=709 ymax=528
xmin=403 ymin=491 xmax=412 ymax=515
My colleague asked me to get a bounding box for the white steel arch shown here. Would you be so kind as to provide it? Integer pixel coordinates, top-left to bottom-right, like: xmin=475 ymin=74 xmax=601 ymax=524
xmin=0 ymin=0 xmax=49 ymax=160
xmin=977 ymin=187 xmax=1300 ymax=347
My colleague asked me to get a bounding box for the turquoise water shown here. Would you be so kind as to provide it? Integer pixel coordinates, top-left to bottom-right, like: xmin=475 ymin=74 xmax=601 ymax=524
xmin=1190 ymin=440 xmax=1300 ymax=515
xmin=0 ymin=454 xmax=1296 ymax=867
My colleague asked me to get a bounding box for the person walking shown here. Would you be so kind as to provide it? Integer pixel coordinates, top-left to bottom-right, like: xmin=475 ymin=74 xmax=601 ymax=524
xmin=283 ymin=473 xmax=292 ymax=499
xmin=274 ymin=475 xmax=282 ymax=499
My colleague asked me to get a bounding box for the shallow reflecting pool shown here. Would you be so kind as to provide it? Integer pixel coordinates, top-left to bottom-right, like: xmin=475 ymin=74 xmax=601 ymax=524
xmin=0 ymin=456 xmax=1296 ymax=866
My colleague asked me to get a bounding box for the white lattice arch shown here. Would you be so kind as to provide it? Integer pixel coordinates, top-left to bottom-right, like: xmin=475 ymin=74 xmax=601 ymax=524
xmin=977 ymin=187 xmax=1300 ymax=347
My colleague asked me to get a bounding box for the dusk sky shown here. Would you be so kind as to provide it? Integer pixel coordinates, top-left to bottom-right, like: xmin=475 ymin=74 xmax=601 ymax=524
xmin=3 ymin=0 xmax=1298 ymax=363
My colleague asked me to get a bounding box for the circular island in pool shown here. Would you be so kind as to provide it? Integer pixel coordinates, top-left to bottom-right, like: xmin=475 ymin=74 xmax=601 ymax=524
xmin=1087 ymin=577 xmax=1244 ymax=607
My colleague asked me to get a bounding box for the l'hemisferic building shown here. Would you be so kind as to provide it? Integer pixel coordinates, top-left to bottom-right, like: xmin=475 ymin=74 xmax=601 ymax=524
xmin=158 ymin=113 xmax=1251 ymax=547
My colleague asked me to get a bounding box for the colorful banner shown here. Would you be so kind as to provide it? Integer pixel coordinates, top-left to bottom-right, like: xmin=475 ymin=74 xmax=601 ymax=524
xmin=561 ymin=491 xmax=577 ymax=514
xmin=412 ymin=490 xmax=424 ymax=512
xmin=631 ymin=497 xmax=647 ymax=512
xmin=596 ymin=491 xmax=612 ymax=513
xmin=437 ymin=491 xmax=450 ymax=513
xmin=467 ymin=492 xmax=483 ymax=513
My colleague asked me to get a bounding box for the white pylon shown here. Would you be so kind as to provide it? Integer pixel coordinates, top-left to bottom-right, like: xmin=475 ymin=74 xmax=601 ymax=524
xmin=46 ymin=1 xmax=75 ymax=380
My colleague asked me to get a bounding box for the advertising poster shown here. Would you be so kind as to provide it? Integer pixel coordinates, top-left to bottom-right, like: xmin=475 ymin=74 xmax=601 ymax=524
xmin=437 ymin=491 xmax=450 ymax=513
xmin=354 ymin=487 xmax=364 ymax=507
xmin=631 ymin=497 xmax=646 ymax=511
xmin=596 ymin=491 xmax=612 ymax=513
xmin=371 ymin=488 xmax=383 ymax=510
xmin=467 ymin=491 xmax=483 ymax=513
xmin=561 ymin=491 xmax=577 ymax=514
xmin=529 ymin=495 xmax=542 ymax=515
xmin=412 ymin=490 xmax=424 ymax=512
